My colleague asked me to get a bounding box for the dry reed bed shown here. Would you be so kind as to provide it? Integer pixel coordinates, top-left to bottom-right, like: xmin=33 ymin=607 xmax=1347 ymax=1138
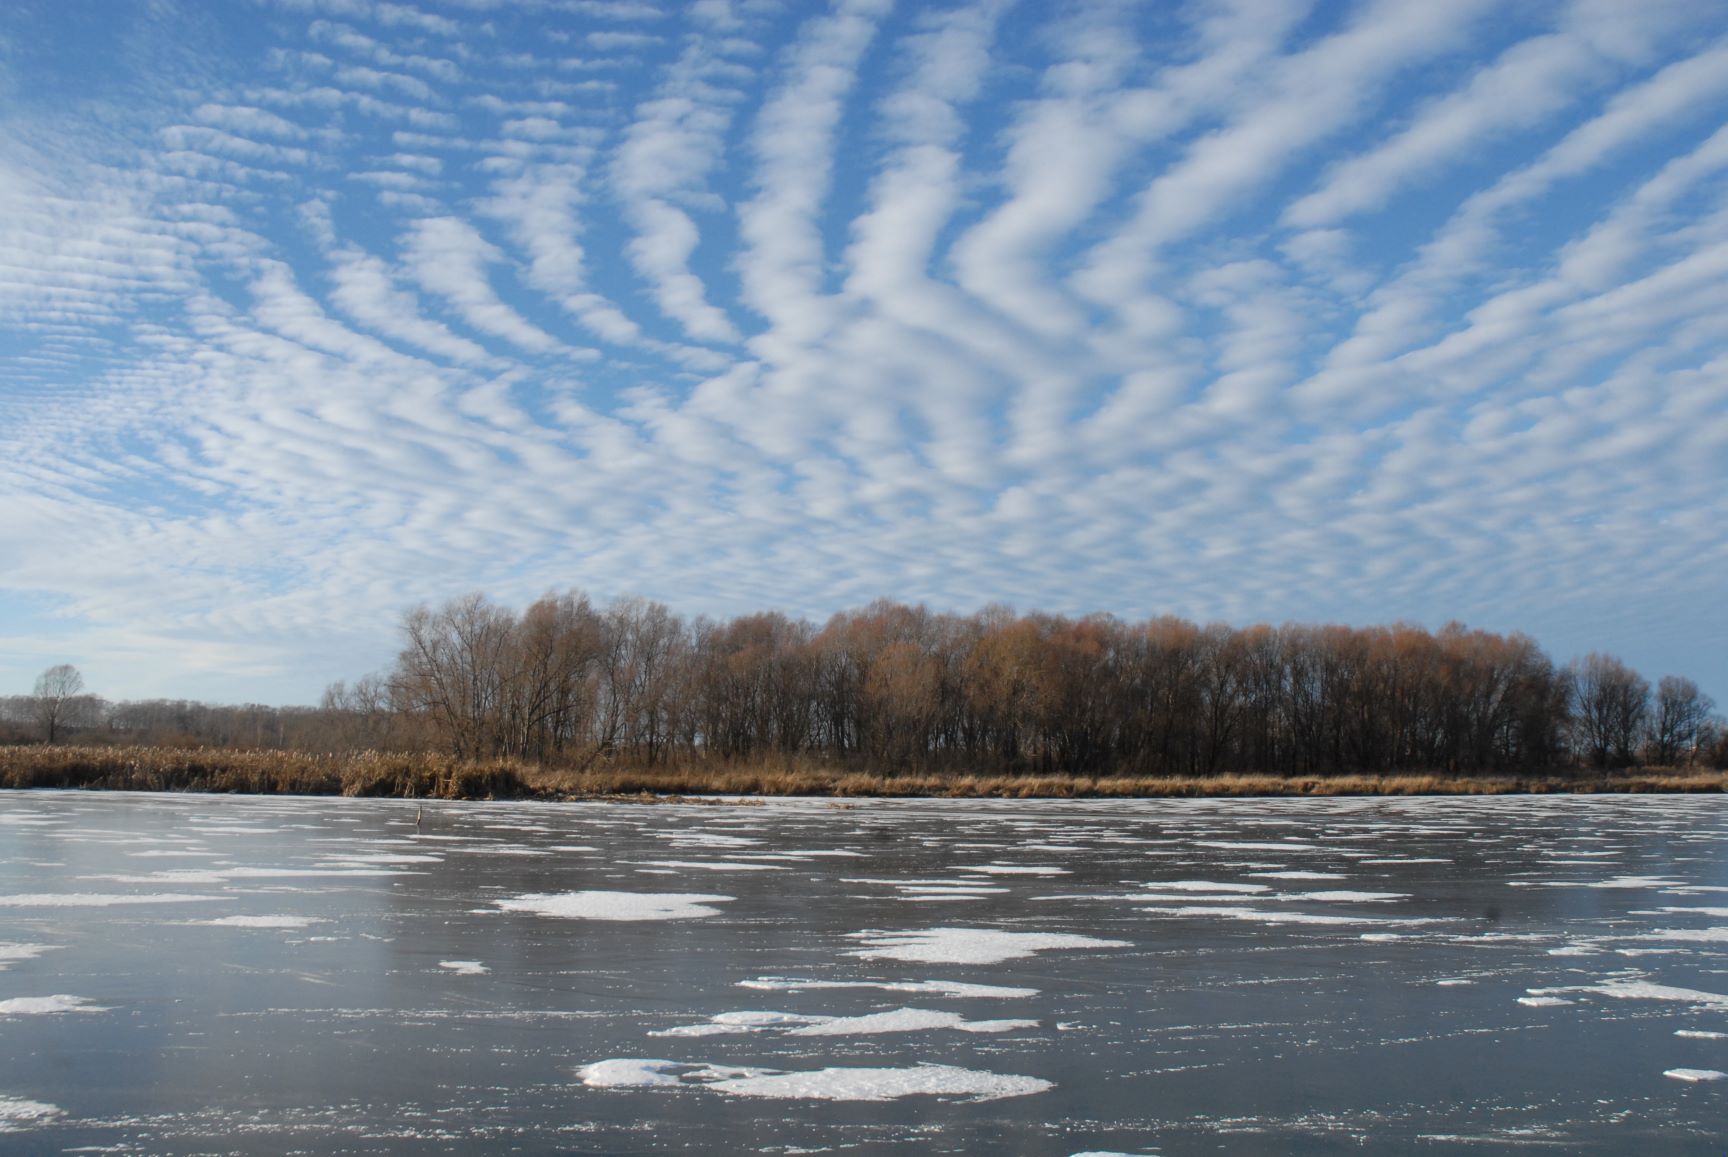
xmin=0 ymin=746 xmax=1723 ymax=800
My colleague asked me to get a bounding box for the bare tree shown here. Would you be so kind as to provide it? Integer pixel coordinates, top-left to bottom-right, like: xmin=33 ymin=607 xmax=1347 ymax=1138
xmin=1569 ymin=653 xmax=1651 ymax=768
xmin=32 ymin=664 xmax=86 ymax=744
xmin=1649 ymin=676 xmax=1715 ymax=767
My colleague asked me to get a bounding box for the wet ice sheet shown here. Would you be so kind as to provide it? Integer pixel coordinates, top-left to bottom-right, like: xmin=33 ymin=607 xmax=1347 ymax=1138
xmin=1 ymin=789 xmax=1725 ymax=1154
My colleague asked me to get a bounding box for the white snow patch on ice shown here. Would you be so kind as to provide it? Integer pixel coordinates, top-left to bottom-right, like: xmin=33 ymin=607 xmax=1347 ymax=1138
xmin=1675 ymin=1029 xmax=1728 ymax=1040
xmin=1517 ymin=996 xmax=1575 ymax=1007
xmin=738 ymin=977 xmax=1038 ymax=998
xmin=0 ymin=994 xmax=109 ymax=1015
xmin=846 ymin=927 xmax=1128 ymax=965
xmin=0 ymin=893 xmax=222 ymax=907
xmin=1193 ymin=841 xmax=1318 ymax=852
xmin=790 ymin=1008 xmax=1036 ymax=1036
xmin=657 ymin=1007 xmax=1034 ymax=1038
xmin=1663 ymin=1068 xmax=1726 ymax=1082
xmin=1146 ymin=881 xmax=1270 ymax=894
xmin=631 ymin=860 xmax=785 ymax=872
xmin=1135 ymin=905 xmax=1408 ymax=926
xmin=0 ymin=944 xmax=58 ymax=970
xmin=0 ymin=1097 xmax=62 ymax=1132
xmin=578 ymin=1059 xmax=1050 ymax=1102
xmin=579 ymin=1058 xmax=709 ymax=1087
xmin=1587 ymin=981 xmax=1728 ymax=1008
xmin=1250 ymin=871 xmax=1347 ymax=880
xmin=189 ymin=915 xmax=327 ymax=929
xmin=1290 ymin=891 xmax=1408 ymax=902
xmin=959 ymin=865 xmax=1069 ymax=876
xmin=493 ymin=891 xmax=733 ymax=921
xmin=714 ymin=1062 xmax=1051 ymax=1102
xmin=438 ymin=960 xmax=490 ymax=975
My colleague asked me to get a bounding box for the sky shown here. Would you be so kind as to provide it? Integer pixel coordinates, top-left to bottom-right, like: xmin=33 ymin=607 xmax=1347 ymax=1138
xmin=2 ymin=0 xmax=1726 ymax=708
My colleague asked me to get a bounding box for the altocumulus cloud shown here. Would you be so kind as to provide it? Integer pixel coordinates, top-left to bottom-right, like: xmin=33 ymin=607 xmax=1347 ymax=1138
xmin=0 ymin=0 xmax=1725 ymax=703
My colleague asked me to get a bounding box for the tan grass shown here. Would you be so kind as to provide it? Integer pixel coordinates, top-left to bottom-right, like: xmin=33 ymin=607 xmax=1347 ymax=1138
xmin=2 ymin=745 xmax=1721 ymax=801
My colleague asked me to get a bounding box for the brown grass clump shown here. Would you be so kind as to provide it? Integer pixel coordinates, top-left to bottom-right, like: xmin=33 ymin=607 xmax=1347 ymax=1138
xmin=0 ymin=745 xmax=1723 ymax=801
xmin=0 ymin=746 xmax=531 ymax=800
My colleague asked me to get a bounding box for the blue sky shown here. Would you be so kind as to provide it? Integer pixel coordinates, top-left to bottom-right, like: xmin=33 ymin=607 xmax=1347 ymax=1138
xmin=2 ymin=0 xmax=1726 ymax=707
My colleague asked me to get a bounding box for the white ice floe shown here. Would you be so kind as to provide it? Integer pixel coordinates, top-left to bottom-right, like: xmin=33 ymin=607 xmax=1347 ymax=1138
xmin=898 ymin=885 xmax=1008 ymax=896
xmin=1249 ymin=871 xmax=1347 ymax=880
xmin=0 ymin=893 xmax=222 ymax=907
xmin=1289 ymin=891 xmax=1408 ymax=902
xmin=846 ymin=927 xmax=1128 ymax=965
xmin=1517 ymin=996 xmax=1576 ymax=1007
xmin=1357 ymin=858 xmax=1451 ymax=865
xmin=1637 ymin=928 xmax=1728 ymax=944
xmin=493 ymin=891 xmax=733 ymax=921
xmin=738 ymin=976 xmax=1038 ymax=998
xmin=1134 ymin=905 xmax=1406 ymax=926
xmin=438 ymin=960 xmax=490 ymax=975
xmin=1663 ymin=1068 xmax=1726 ymax=1082
xmin=1145 ymin=881 xmax=1270 ymax=893
xmin=87 ymin=867 xmax=411 ymax=884
xmin=959 ymin=865 xmax=1069 ymax=876
xmin=0 ymin=995 xmax=109 ymax=1015
xmin=1675 ymin=1030 xmax=1728 ymax=1040
xmin=630 ymin=860 xmax=785 ymax=872
xmin=0 ymin=1097 xmax=62 ymax=1132
xmin=1532 ymin=981 xmax=1728 ymax=1009
xmin=1193 ymin=841 xmax=1318 ymax=852
xmin=653 ymin=1007 xmax=1036 ymax=1038
xmin=577 ymin=1058 xmax=1050 ymax=1102
xmin=1513 ymin=875 xmax=1679 ymax=890
xmin=188 ymin=915 xmax=327 ymax=929
xmin=315 ymin=853 xmax=444 ymax=865
xmin=0 ymin=944 xmax=58 ymax=970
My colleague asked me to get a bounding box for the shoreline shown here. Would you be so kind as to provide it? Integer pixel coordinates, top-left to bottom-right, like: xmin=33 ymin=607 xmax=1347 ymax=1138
xmin=1 ymin=745 xmax=1723 ymax=801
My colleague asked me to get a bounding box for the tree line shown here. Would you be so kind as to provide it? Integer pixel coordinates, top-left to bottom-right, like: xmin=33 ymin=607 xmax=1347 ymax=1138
xmin=10 ymin=593 xmax=1722 ymax=776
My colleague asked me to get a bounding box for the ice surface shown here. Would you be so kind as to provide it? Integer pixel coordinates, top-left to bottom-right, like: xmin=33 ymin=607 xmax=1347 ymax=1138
xmin=0 ymin=995 xmax=109 ymax=1015
xmin=437 ymin=960 xmax=490 ymax=975
xmin=0 ymin=944 xmax=58 ymax=970
xmin=1662 ymin=1068 xmax=1726 ymax=1082
xmin=1250 ymin=871 xmax=1347 ymax=880
xmin=847 ymin=927 xmax=1129 ymax=964
xmin=1293 ymin=891 xmax=1409 ymax=902
xmin=1517 ymin=996 xmax=1575 ymax=1007
xmin=0 ymin=1097 xmax=62 ymax=1133
xmin=578 ymin=1058 xmax=1051 ymax=1102
xmin=1675 ymin=1030 xmax=1728 ymax=1040
xmin=493 ymin=891 xmax=734 ymax=921
xmin=737 ymin=976 xmax=1039 ymax=998
xmin=1145 ymin=881 xmax=1270 ymax=893
xmin=0 ymin=893 xmax=222 ymax=907
xmin=189 ymin=915 xmax=328 ymax=928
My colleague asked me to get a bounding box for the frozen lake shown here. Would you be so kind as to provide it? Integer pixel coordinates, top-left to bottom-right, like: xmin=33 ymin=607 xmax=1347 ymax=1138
xmin=1 ymin=789 xmax=1725 ymax=1153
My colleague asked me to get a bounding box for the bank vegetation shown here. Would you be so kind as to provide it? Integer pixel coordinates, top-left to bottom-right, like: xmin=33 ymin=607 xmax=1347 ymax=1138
xmin=3 ymin=592 xmax=1723 ymax=798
